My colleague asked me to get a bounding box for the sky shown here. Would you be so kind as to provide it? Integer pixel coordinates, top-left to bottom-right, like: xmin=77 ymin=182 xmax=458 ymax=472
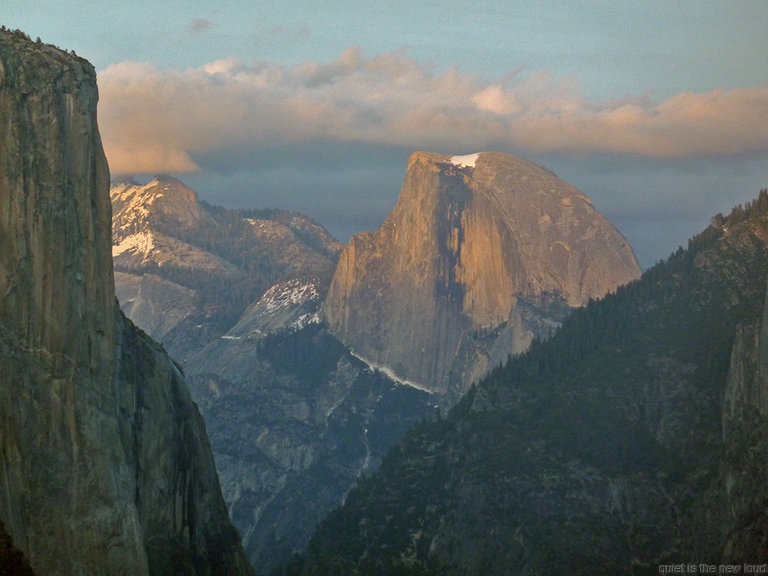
xmin=4 ymin=1 xmax=768 ymax=268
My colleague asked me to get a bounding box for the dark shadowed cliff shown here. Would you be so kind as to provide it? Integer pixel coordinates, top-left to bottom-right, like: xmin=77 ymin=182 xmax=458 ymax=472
xmin=0 ymin=29 xmax=253 ymax=576
xmin=323 ymin=151 xmax=640 ymax=403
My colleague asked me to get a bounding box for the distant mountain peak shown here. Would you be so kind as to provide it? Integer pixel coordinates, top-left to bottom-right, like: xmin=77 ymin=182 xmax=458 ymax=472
xmin=111 ymin=175 xmax=138 ymax=187
xmin=324 ymin=149 xmax=640 ymax=402
xmin=110 ymin=178 xmax=224 ymax=271
xmin=113 ymin=176 xmax=206 ymax=230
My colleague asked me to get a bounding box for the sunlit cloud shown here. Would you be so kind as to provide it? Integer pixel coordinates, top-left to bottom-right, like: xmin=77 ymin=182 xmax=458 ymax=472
xmin=97 ymin=47 xmax=768 ymax=175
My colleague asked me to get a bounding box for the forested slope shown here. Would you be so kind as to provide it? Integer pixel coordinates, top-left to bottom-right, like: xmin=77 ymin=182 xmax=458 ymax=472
xmin=282 ymin=190 xmax=768 ymax=575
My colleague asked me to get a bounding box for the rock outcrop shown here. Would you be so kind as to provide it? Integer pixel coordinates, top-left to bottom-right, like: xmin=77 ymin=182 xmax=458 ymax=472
xmin=0 ymin=29 xmax=253 ymax=575
xmin=324 ymin=151 xmax=640 ymax=401
xmin=721 ymin=280 xmax=768 ymax=562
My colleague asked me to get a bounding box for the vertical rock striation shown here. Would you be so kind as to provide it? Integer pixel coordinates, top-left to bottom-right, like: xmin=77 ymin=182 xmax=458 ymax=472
xmin=324 ymin=151 xmax=641 ymax=402
xmin=722 ymin=281 xmax=768 ymax=561
xmin=0 ymin=30 xmax=253 ymax=575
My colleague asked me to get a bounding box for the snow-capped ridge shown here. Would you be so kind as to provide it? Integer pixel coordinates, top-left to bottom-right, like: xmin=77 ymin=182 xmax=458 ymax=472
xmin=110 ymin=174 xmax=231 ymax=273
xmin=225 ymin=278 xmax=322 ymax=338
xmin=113 ymin=230 xmax=156 ymax=260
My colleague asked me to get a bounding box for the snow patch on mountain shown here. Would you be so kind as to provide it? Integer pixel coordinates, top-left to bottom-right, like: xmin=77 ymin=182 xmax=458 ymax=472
xmin=450 ymin=152 xmax=480 ymax=168
xmin=111 ymin=182 xmax=164 ymax=230
xmin=112 ymin=230 xmax=156 ymax=260
xmin=349 ymin=351 xmax=434 ymax=394
xmin=261 ymin=280 xmax=319 ymax=314
xmin=225 ymin=279 xmax=322 ymax=338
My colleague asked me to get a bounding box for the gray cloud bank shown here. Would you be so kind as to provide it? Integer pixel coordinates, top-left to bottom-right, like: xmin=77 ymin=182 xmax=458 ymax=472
xmin=97 ymin=47 xmax=768 ymax=267
xmin=99 ymin=46 xmax=768 ymax=174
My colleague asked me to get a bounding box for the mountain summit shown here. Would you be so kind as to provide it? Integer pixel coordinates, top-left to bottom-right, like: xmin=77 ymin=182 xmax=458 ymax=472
xmin=324 ymin=151 xmax=640 ymax=401
xmin=112 ymin=175 xmax=229 ymax=272
xmin=113 ymin=174 xmax=209 ymax=232
xmin=111 ymin=177 xmax=343 ymax=351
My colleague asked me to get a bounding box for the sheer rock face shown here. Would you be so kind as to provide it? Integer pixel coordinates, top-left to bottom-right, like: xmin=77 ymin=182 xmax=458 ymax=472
xmin=722 ymin=282 xmax=768 ymax=562
xmin=0 ymin=31 xmax=114 ymax=380
xmin=0 ymin=30 xmax=253 ymax=576
xmin=324 ymin=151 xmax=641 ymax=400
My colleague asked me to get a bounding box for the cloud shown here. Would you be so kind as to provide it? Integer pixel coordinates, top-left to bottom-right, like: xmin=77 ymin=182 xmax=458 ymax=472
xmin=97 ymin=48 xmax=768 ymax=175
xmin=188 ymin=18 xmax=212 ymax=34
xmin=263 ymin=23 xmax=312 ymax=42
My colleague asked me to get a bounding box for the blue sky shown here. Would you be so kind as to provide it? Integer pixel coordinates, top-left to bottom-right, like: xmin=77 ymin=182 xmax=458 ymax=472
xmin=4 ymin=1 xmax=768 ymax=267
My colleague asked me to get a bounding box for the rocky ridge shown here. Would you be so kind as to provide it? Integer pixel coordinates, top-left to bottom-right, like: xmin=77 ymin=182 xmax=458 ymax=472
xmin=0 ymin=29 xmax=253 ymax=575
xmin=324 ymin=151 xmax=641 ymax=402
xmin=225 ymin=278 xmax=322 ymax=338
xmin=111 ymin=176 xmax=343 ymax=358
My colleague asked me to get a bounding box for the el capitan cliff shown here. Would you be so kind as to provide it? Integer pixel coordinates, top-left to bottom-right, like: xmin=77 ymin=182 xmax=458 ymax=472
xmin=0 ymin=29 xmax=253 ymax=576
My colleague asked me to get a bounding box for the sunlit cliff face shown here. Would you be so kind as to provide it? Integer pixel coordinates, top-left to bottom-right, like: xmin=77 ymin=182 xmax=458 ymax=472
xmin=324 ymin=150 xmax=640 ymax=402
xmin=0 ymin=32 xmax=113 ymax=368
xmin=0 ymin=30 xmax=254 ymax=576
